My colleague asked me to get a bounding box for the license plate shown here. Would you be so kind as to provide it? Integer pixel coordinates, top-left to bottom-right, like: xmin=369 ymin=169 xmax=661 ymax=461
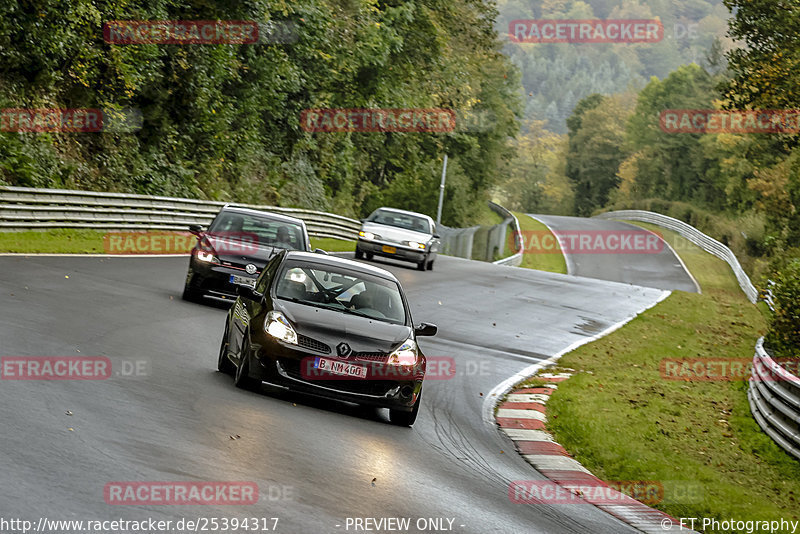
xmin=382 ymin=245 xmax=396 ymax=254
xmin=229 ymin=274 xmax=256 ymax=288
xmin=314 ymin=357 xmax=367 ymax=378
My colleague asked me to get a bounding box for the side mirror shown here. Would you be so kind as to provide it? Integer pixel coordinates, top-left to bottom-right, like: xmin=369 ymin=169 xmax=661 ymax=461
xmin=314 ymin=248 xmax=329 ymax=255
xmin=414 ymin=322 xmax=438 ymax=337
xmin=189 ymin=224 xmax=204 ymax=236
xmin=236 ymin=284 xmax=263 ymax=301
xmin=433 ymin=233 xmax=441 ymax=239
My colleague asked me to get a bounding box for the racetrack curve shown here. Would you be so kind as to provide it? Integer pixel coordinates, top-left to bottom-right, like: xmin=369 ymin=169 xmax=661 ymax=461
xmin=0 ymin=253 xmax=669 ymax=533
xmin=529 ymin=214 xmax=699 ymax=293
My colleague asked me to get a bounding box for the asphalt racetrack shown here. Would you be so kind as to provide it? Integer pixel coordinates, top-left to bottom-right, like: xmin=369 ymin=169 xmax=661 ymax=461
xmin=0 ymin=248 xmax=676 ymax=533
xmin=530 ymin=214 xmax=699 ymax=293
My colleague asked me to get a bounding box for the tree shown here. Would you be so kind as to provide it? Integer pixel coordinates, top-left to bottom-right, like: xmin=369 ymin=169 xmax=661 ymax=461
xmin=566 ymin=94 xmax=633 ymax=215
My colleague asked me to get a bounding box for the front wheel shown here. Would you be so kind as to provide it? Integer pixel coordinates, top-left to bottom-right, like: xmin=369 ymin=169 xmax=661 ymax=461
xmin=426 ymin=258 xmax=434 ymax=271
xmin=416 ymin=259 xmax=427 ymax=271
xmin=234 ymin=336 xmax=260 ymax=391
xmin=182 ymin=282 xmax=202 ymax=302
xmin=354 ymin=248 xmax=364 ymax=260
xmin=217 ymin=319 xmax=235 ymax=375
xmin=389 ymin=391 xmax=421 ymax=427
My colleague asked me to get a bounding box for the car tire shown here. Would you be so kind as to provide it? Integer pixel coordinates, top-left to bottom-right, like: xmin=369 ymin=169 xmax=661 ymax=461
xmin=365 ymin=253 xmax=373 ymax=260
xmin=234 ymin=336 xmax=259 ymax=391
xmin=182 ymin=281 xmax=202 ymax=302
xmin=389 ymin=391 xmax=421 ymax=427
xmin=417 ymin=259 xmax=427 ymax=271
xmin=354 ymin=248 xmax=364 ymax=260
xmin=217 ymin=318 xmax=235 ymax=375
xmin=426 ymin=258 xmax=434 ymax=271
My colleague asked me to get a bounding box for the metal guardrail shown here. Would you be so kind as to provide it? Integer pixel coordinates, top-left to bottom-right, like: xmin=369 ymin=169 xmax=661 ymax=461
xmin=436 ymin=202 xmax=520 ymax=264
xmin=438 ymin=224 xmax=481 ymax=259
xmin=595 ymin=210 xmax=758 ymax=303
xmin=596 ymin=211 xmax=799 ymax=460
xmin=0 ymin=186 xmax=361 ymax=240
xmin=748 ymin=338 xmax=800 ymax=461
xmin=763 ymin=279 xmax=776 ymax=312
xmin=0 ymin=185 xmax=522 ymax=264
xmin=489 ymin=202 xmax=522 ymax=267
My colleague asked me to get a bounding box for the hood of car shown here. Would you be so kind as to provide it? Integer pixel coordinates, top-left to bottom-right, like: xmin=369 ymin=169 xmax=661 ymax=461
xmin=274 ymin=299 xmax=412 ymax=353
xmin=205 ymin=234 xmax=285 ymax=267
xmin=361 ymin=222 xmax=432 ymax=244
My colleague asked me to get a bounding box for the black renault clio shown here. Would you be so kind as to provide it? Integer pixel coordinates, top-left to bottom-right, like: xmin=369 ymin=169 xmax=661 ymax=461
xmin=182 ymin=206 xmax=311 ymax=301
xmin=218 ymin=250 xmax=438 ymax=426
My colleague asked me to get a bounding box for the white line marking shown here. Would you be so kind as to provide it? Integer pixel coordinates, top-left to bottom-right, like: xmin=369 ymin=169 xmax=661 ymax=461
xmin=507 ymin=393 xmax=550 ymax=403
xmin=500 ymin=428 xmax=554 ymax=441
xmin=497 ymin=409 xmax=546 ymax=421
xmin=611 ymin=220 xmax=701 ymax=294
xmin=523 ymin=455 xmax=592 ymax=473
xmin=481 ymin=289 xmax=670 ymax=426
xmin=526 ymin=214 xmax=573 ymax=275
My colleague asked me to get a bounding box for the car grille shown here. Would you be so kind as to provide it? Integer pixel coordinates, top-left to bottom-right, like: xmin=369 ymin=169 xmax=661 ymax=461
xmin=297 ymin=334 xmax=331 ymax=354
xmin=352 ymin=352 xmax=388 ymax=363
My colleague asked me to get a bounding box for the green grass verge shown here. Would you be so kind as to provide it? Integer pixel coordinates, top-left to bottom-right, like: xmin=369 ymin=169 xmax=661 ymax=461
xmin=512 ymin=212 xmax=567 ymax=274
xmin=0 ymin=229 xmax=355 ymax=254
xmin=309 ymin=237 xmax=355 ymax=252
xmin=0 ymin=229 xmax=108 ymax=253
xmin=545 ymin=223 xmax=800 ymax=529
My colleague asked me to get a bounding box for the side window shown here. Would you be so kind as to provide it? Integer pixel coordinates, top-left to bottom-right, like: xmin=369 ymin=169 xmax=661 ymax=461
xmin=255 ymin=254 xmax=281 ymax=293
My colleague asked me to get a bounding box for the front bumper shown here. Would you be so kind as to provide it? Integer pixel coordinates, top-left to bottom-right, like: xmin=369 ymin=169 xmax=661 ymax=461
xmin=185 ymin=256 xmax=257 ymax=298
xmin=356 ymin=239 xmax=428 ymax=263
xmin=249 ymin=338 xmax=424 ymax=411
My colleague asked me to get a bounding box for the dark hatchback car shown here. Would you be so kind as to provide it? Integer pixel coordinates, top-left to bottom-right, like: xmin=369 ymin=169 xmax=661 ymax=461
xmin=182 ymin=206 xmax=311 ymax=301
xmin=218 ymin=250 xmax=438 ymax=426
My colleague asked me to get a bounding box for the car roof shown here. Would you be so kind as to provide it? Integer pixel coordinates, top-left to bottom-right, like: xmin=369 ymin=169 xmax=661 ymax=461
xmin=282 ymin=251 xmax=400 ymax=281
xmin=219 ymin=205 xmax=306 ymax=226
xmin=371 ymin=207 xmax=434 ymax=223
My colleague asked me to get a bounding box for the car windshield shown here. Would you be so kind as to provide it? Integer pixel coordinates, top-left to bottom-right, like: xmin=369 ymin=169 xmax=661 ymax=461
xmin=367 ymin=210 xmax=431 ymax=234
xmin=209 ymin=212 xmax=306 ymax=251
xmin=274 ymin=262 xmax=407 ymax=325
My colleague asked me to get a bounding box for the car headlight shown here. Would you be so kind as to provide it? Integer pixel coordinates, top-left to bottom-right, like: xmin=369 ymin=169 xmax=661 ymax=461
xmin=264 ymin=311 xmax=298 ymax=345
xmin=405 ymin=241 xmax=426 ymax=250
xmin=359 ymin=231 xmax=377 ymax=240
xmin=387 ymin=338 xmax=418 ymax=365
xmin=196 ymin=250 xmax=219 ymax=264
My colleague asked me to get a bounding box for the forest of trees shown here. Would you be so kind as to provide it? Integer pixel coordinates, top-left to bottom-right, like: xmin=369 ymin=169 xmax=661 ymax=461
xmin=3 ymin=0 xmax=800 ymax=283
xmin=502 ymin=0 xmax=800 ymax=287
xmin=0 ymin=0 xmax=521 ymax=226
xmin=496 ymin=0 xmax=731 ymax=134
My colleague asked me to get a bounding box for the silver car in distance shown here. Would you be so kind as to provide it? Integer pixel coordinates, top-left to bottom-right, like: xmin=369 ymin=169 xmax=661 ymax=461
xmin=355 ymin=207 xmax=441 ymax=271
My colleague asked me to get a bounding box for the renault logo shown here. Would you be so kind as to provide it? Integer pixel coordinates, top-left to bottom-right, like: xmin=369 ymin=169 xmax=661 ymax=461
xmin=245 ymin=264 xmax=257 ymax=275
xmin=336 ymin=342 xmax=352 ymax=358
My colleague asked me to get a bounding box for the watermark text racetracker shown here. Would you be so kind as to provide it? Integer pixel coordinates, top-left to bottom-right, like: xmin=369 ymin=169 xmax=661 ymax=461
xmin=300 ymin=356 xmax=497 ymax=381
xmin=511 ymin=229 xmax=664 ymax=255
xmin=102 ymin=231 xmax=259 ymax=255
xmin=104 ymin=482 xmax=259 ymax=505
xmin=510 ymin=480 xmax=701 ymax=506
xmin=660 ymin=109 xmax=800 ymax=134
xmin=509 ymin=19 xmax=663 ymax=43
xmin=661 ymin=357 xmax=800 ymax=382
xmin=1 ymin=108 xmax=142 ymax=133
xmin=1 ymin=357 xmax=149 ymax=379
xmin=301 ymin=108 xmax=455 ymax=133
xmin=0 ymin=516 xmax=280 ymax=534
